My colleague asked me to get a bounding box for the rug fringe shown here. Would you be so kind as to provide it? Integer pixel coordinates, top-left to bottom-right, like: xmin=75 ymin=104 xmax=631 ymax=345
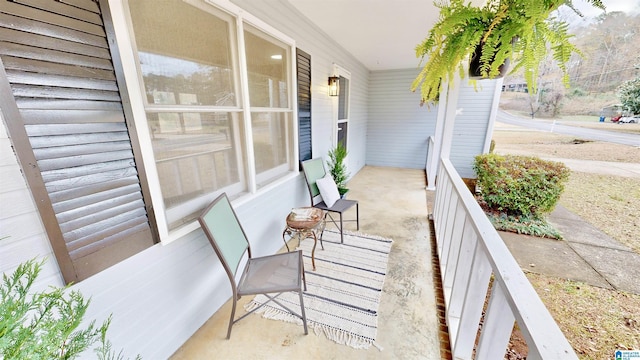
xmin=244 ymin=301 xmax=382 ymax=351
xmin=312 ymin=323 xmax=378 ymax=350
xmin=324 ymin=229 xmax=393 ymax=243
xmin=244 ymin=301 xmax=304 ymax=326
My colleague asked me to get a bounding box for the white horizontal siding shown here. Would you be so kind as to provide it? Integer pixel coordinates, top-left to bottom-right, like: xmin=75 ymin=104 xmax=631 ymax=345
xmin=450 ymin=79 xmax=498 ymax=178
xmin=0 ymin=113 xmax=64 ymax=290
xmin=367 ymin=69 xmax=438 ymax=169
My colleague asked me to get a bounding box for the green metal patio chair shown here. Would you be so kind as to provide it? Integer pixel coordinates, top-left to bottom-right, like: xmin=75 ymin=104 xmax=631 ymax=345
xmin=301 ymin=158 xmax=359 ymax=243
xmin=198 ymin=193 xmax=308 ymax=339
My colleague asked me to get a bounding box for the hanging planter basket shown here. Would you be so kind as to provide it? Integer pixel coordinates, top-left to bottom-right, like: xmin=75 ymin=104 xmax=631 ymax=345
xmin=468 ymin=42 xmax=511 ymax=79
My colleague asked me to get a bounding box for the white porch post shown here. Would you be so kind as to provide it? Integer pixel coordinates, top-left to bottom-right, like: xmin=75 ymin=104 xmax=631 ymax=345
xmin=426 ymin=76 xmax=462 ymax=190
xmin=482 ymin=78 xmax=504 ymax=153
xmin=439 ymin=75 xmax=462 ymax=160
xmin=426 ymin=81 xmax=449 ymax=190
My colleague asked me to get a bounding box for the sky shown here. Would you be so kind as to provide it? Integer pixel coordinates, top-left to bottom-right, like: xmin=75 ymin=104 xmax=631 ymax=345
xmin=558 ymin=0 xmax=640 ymax=27
xmin=572 ymin=0 xmax=640 ymax=17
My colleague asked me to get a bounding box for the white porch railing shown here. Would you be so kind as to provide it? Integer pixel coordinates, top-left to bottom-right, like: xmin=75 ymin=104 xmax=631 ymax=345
xmin=426 ymin=136 xmax=436 ymax=190
xmin=432 ymin=159 xmax=578 ymax=360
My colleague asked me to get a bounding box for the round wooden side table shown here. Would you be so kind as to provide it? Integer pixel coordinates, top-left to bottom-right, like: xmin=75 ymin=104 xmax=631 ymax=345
xmin=282 ymin=207 xmax=325 ymax=270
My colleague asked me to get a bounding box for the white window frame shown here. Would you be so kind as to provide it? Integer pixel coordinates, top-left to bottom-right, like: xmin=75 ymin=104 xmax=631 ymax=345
xmin=108 ymin=0 xmax=298 ymax=244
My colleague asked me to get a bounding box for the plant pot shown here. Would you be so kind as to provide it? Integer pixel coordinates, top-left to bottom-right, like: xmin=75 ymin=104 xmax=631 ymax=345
xmin=468 ymin=42 xmax=511 ymax=79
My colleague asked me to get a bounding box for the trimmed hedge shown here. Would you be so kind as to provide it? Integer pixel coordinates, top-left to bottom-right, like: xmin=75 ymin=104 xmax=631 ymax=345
xmin=474 ymin=154 xmax=570 ymax=217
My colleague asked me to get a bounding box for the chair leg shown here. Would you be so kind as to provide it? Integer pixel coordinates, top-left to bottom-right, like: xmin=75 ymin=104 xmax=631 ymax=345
xmin=299 ymin=251 xmax=308 ymax=335
xmin=299 ymin=289 xmax=308 ymax=335
xmin=300 ymin=250 xmax=307 ymax=291
xmin=226 ymin=297 xmax=237 ymax=339
xmin=318 ymin=219 xmax=325 ymax=250
xmin=339 ymin=212 xmax=344 ymax=243
xmin=356 ymin=202 xmax=360 ymax=230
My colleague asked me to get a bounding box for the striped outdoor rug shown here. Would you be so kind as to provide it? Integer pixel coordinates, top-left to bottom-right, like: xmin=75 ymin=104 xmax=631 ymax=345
xmin=245 ymin=230 xmax=393 ymax=350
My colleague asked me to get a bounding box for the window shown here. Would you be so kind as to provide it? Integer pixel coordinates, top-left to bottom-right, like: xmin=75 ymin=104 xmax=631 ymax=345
xmin=244 ymin=24 xmax=294 ymax=188
xmin=126 ymin=0 xmax=295 ymax=236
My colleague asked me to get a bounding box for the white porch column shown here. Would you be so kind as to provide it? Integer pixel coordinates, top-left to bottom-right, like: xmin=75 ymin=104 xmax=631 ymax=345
xmin=439 ymin=74 xmax=462 ymax=160
xmin=426 ymin=76 xmax=462 ymax=190
xmin=426 ymin=82 xmax=449 ymax=190
xmin=482 ymin=77 xmax=504 ymax=153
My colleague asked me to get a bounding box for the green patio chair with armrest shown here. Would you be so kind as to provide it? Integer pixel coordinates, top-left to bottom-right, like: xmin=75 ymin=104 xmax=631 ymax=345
xmin=198 ymin=193 xmax=308 ymax=339
xmin=301 ymin=158 xmax=359 ymax=243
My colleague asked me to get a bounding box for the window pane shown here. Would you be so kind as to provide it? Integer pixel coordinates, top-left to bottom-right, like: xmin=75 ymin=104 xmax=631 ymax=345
xmin=338 ymin=76 xmax=349 ymax=120
xmin=244 ymin=24 xmax=289 ymax=108
xmin=148 ymin=112 xmax=245 ymax=229
xmin=129 ymin=0 xmax=236 ymax=106
xmin=252 ymin=112 xmax=292 ymax=187
xmin=337 ymin=122 xmax=348 ymax=149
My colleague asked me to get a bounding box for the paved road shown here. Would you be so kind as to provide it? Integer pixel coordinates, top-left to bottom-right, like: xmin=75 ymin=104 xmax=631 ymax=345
xmin=497 ymin=110 xmax=640 ymax=147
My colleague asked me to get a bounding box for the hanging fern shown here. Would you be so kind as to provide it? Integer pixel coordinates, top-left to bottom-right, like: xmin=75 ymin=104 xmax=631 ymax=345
xmin=411 ymin=0 xmax=605 ymax=106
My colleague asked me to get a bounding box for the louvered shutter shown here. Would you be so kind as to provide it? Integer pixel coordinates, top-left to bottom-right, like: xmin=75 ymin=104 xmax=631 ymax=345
xmin=0 ymin=0 xmax=155 ymax=283
xmin=296 ymin=48 xmax=312 ymax=164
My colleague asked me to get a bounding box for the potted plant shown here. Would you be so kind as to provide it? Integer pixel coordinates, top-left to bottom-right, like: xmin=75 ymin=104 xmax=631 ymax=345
xmin=327 ymin=143 xmax=350 ymax=197
xmin=411 ymin=0 xmax=605 ymax=105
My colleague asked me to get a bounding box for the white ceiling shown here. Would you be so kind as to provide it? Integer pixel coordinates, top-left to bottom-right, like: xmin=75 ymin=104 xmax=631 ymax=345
xmin=287 ymin=0 xmax=485 ymax=71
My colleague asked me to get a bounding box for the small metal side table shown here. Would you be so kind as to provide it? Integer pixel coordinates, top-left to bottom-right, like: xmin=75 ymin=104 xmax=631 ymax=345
xmin=282 ymin=207 xmax=325 ymax=271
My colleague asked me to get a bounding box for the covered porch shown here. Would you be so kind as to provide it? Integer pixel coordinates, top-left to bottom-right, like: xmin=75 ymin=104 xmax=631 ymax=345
xmin=0 ymin=1 xmax=574 ymax=358
xmin=170 ymin=162 xmax=574 ymax=359
xmin=170 ymin=166 xmax=445 ymax=359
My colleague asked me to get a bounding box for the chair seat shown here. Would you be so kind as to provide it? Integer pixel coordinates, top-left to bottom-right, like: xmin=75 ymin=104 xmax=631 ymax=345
xmin=315 ymin=199 xmax=358 ymax=213
xmin=238 ymin=251 xmax=303 ymax=296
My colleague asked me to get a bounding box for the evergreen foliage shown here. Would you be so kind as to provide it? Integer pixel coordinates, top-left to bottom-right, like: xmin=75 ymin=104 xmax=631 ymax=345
xmin=327 ymin=144 xmax=350 ymax=195
xmin=0 ymin=259 xmax=139 ymax=360
xmin=474 ymin=153 xmax=570 ymax=217
xmin=411 ymin=0 xmax=606 ymax=106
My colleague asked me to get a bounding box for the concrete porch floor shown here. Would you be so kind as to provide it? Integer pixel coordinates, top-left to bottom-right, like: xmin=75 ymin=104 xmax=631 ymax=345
xmin=170 ymin=166 xmax=442 ymax=359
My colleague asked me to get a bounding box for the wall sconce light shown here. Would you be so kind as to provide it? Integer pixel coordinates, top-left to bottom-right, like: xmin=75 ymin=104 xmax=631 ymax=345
xmin=328 ymin=76 xmax=339 ymax=97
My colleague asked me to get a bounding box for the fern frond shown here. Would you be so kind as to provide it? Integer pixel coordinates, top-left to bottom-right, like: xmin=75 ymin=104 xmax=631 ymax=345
xmin=412 ymin=0 xmax=605 ymax=104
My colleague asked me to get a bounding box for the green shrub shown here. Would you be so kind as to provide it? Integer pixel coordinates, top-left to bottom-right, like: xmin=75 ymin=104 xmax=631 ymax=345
xmin=474 ymin=154 xmax=570 ymax=217
xmin=486 ymin=212 xmax=563 ymax=239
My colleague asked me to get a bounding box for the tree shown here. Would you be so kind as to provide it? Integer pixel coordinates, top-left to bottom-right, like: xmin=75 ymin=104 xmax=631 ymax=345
xmin=617 ymin=56 xmax=640 ymax=114
xmin=570 ymin=12 xmax=640 ymax=92
xmin=617 ymin=78 xmax=640 ymax=114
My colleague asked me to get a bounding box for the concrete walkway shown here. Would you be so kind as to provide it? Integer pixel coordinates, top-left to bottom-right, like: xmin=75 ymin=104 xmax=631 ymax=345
xmin=501 ymin=205 xmax=640 ymax=295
